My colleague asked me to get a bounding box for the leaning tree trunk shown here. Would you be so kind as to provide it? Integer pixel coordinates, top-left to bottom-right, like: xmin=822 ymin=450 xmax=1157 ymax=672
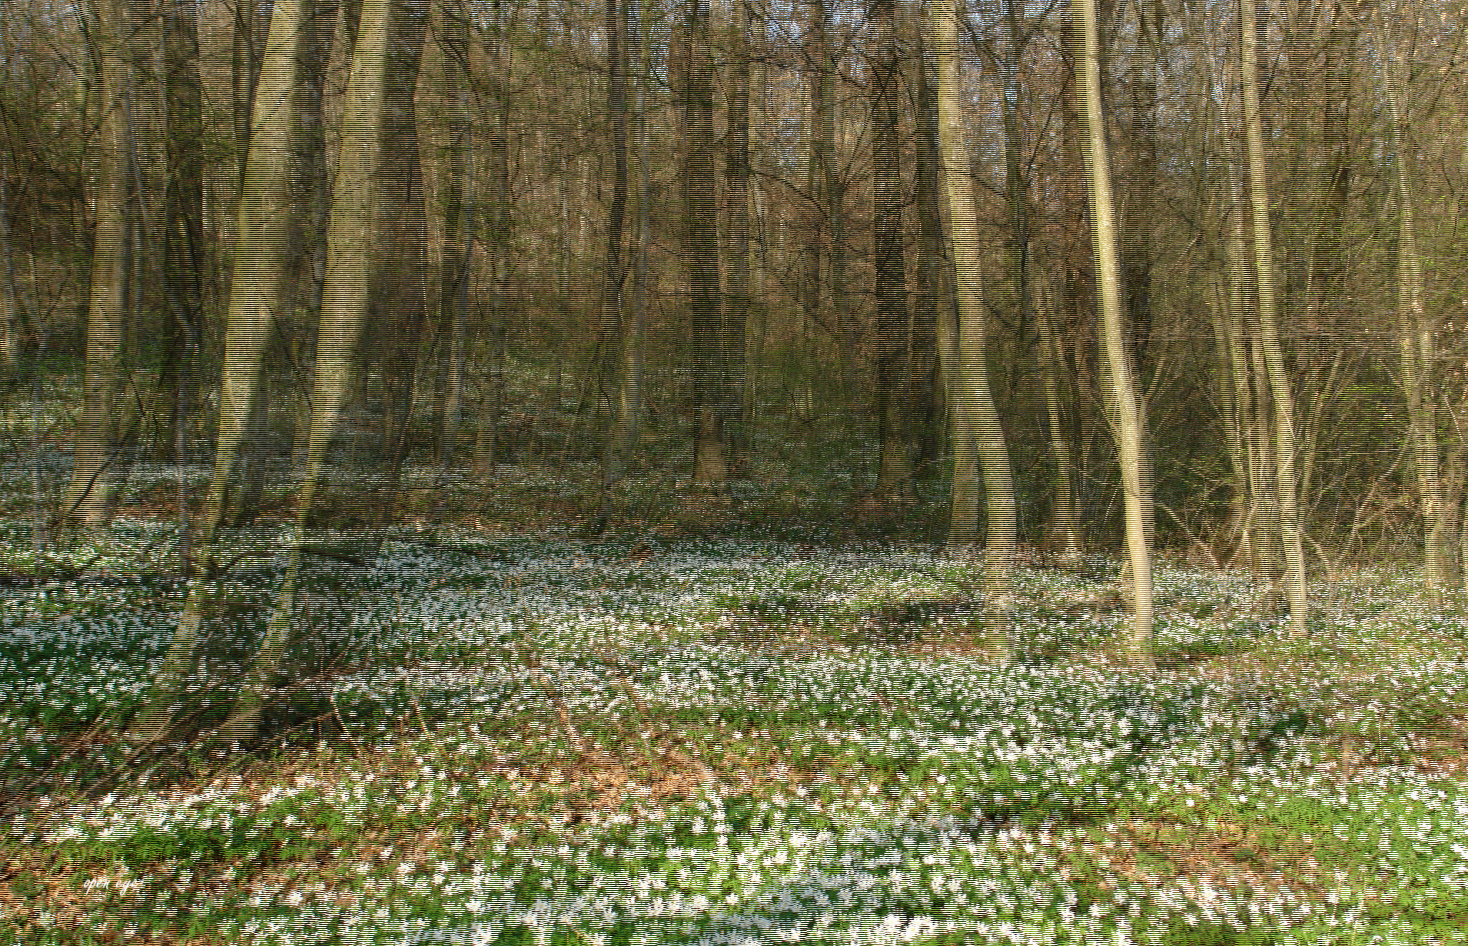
xmin=1241 ymin=0 xmax=1308 ymax=633
xmin=1072 ymin=0 xmax=1153 ymax=662
xmin=66 ymin=0 xmax=133 ymax=527
xmin=221 ymin=0 xmax=416 ymax=743
xmin=126 ymin=0 xmax=317 ymax=743
xmin=924 ymin=0 xmax=1018 ymax=572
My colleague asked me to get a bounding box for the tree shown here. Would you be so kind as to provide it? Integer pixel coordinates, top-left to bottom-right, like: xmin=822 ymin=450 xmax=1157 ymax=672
xmin=127 ymin=0 xmax=325 ymax=743
xmin=683 ymin=0 xmax=726 ymax=486
xmin=923 ymin=0 xmax=1018 ymax=562
xmin=1240 ymin=0 xmax=1308 ymax=633
xmin=222 ymin=0 xmax=428 ymax=742
xmin=64 ymin=0 xmax=133 ymax=527
xmin=1071 ymin=0 xmax=1153 ymax=661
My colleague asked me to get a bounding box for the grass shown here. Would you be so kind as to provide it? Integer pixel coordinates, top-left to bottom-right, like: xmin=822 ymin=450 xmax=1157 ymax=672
xmin=3 ymin=445 xmax=1468 ymax=944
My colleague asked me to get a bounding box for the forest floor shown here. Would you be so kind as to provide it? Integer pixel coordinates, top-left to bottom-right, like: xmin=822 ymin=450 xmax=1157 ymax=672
xmin=4 ymin=456 xmax=1468 ymax=945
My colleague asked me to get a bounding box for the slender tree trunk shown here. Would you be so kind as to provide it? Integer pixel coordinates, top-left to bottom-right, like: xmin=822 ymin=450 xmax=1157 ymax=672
xmin=605 ymin=0 xmax=649 ymax=484
xmin=924 ymin=0 xmax=1017 ymax=566
xmin=595 ymin=0 xmax=628 ymax=428
xmin=913 ymin=40 xmax=953 ymax=457
xmin=1241 ymin=0 xmax=1307 ymax=633
xmin=1378 ymin=32 xmax=1450 ymax=599
xmin=683 ymin=0 xmax=726 ymax=486
xmin=870 ymin=0 xmax=913 ymax=495
xmin=367 ymin=0 xmax=429 ymax=498
xmin=723 ymin=0 xmax=750 ymax=466
xmin=233 ymin=0 xmax=265 ymax=186
xmin=66 ymin=0 xmax=133 ymax=527
xmin=434 ymin=7 xmax=472 ymax=466
xmin=153 ymin=0 xmax=206 ymax=466
xmin=1209 ymin=284 xmax=1252 ymax=566
xmin=1 ymin=157 xmax=21 ymax=370
xmin=474 ymin=4 xmax=512 ymax=476
xmin=222 ymin=0 xmax=417 ymax=743
xmin=1037 ymin=281 xmax=1081 ymax=556
xmin=1072 ymin=0 xmax=1152 ymax=660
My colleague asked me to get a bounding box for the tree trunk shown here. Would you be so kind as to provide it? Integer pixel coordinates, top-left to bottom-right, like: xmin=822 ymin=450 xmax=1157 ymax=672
xmin=66 ymin=0 xmax=133 ymax=527
xmin=153 ymin=0 xmax=206 ymax=467
xmin=924 ymin=0 xmax=1018 ymax=565
xmin=870 ymin=0 xmax=913 ymax=495
xmin=1 ymin=154 xmax=21 ymax=370
xmin=723 ymin=0 xmax=751 ymax=466
xmin=473 ymin=6 xmax=512 ymax=476
xmin=1072 ymin=0 xmax=1153 ymax=661
xmin=433 ymin=7 xmax=472 ymax=466
xmin=683 ymin=0 xmax=726 ymax=486
xmin=222 ymin=0 xmax=419 ymax=743
xmin=127 ymin=0 xmax=317 ymax=744
xmin=604 ymin=0 xmax=649 ymax=484
xmin=1241 ymin=0 xmax=1308 ymax=633
xmin=366 ymin=0 xmax=429 ymax=498
xmin=1037 ymin=281 xmax=1081 ymax=556
xmin=1378 ymin=30 xmax=1451 ymax=599
xmin=595 ymin=0 xmax=628 ymax=431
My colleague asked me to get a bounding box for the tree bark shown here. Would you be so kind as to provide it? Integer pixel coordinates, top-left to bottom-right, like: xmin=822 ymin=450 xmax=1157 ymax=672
xmin=924 ymin=0 xmax=1018 ymax=564
xmin=1241 ymin=0 xmax=1308 ymax=633
xmin=153 ymin=0 xmax=206 ymax=466
xmin=433 ymin=6 xmax=472 ymax=466
xmin=127 ymin=0 xmax=317 ymax=743
xmin=870 ymin=0 xmax=913 ymax=495
xmin=723 ymin=0 xmax=751 ymax=466
xmin=595 ymin=0 xmax=628 ymax=432
xmin=1072 ymin=0 xmax=1153 ymax=660
xmin=66 ymin=0 xmax=133 ymax=527
xmin=604 ymin=0 xmax=649 ymax=484
xmin=683 ymin=0 xmax=726 ymax=486
xmin=222 ymin=0 xmax=420 ymax=743
xmin=1378 ymin=29 xmax=1451 ymax=599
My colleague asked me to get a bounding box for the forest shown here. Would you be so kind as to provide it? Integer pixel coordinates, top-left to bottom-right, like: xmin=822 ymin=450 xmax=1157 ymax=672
xmin=4 ymin=0 xmax=1468 ymax=941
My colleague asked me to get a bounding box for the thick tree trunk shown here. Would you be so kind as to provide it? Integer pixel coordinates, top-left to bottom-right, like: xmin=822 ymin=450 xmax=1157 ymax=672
xmin=1241 ymin=0 xmax=1308 ymax=633
xmin=924 ymin=0 xmax=1017 ymax=563
xmin=1072 ymin=0 xmax=1153 ymax=661
xmin=66 ymin=0 xmax=133 ymax=527
xmin=222 ymin=0 xmax=420 ymax=743
xmin=127 ymin=0 xmax=316 ymax=743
